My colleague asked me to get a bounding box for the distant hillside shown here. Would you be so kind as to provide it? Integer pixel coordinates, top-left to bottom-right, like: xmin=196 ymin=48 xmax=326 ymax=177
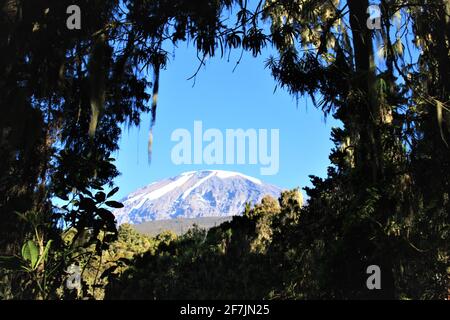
xmin=132 ymin=216 xmax=234 ymax=236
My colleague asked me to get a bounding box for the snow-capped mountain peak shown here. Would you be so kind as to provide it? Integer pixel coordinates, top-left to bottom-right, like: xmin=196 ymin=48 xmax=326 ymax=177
xmin=114 ymin=170 xmax=282 ymax=224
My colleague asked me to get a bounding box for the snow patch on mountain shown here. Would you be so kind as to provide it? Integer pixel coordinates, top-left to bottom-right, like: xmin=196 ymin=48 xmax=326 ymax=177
xmin=114 ymin=170 xmax=282 ymax=225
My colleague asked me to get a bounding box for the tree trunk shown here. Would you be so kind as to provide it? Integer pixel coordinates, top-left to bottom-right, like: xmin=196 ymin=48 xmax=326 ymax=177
xmin=347 ymin=0 xmax=396 ymax=299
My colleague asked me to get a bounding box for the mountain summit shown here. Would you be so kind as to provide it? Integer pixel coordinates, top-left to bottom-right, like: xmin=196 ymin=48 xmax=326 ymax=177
xmin=114 ymin=170 xmax=282 ymax=224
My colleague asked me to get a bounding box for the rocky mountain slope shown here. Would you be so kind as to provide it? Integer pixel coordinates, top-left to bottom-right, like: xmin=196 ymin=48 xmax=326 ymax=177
xmin=114 ymin=170 xmax=282 ymax=225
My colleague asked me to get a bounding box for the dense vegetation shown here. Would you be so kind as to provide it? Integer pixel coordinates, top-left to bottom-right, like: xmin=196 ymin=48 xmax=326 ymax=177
xmin=0 ymin=0 xmax=449 ymax=299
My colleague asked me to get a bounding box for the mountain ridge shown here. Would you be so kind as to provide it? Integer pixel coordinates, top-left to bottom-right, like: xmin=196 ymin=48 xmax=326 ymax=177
xmin=114 ymin=170 xmax=282 ymax=224
xmin=132 ymin=216 xmax=234 ymax=236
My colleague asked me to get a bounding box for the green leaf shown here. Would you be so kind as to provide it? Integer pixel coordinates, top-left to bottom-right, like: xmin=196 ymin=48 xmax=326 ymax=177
xmin=0 ymin=256 xmax=22 ymax=271
xmin=35 ymin=240 xmax=53 ymax=269
xmin=15 ymin=212 xmax=29 ymax=222
xmin=80 ymin=188 xmax=93 ymax=198
xmin=95 ymin=191 xmax=106 ymax=203
xmin=105 ymin=201 xmax=124 ymax=208
xmin=107 ymin=187 xmax=119 ymax=198
xmin=436 ymin=99 xmax=449 ymax=147
xmin=90 ymin=182 xmax=104 ymax=190
xmin=97 ymin=208 xmax=115 ymax=220
xmin=21 ymin=240 xmax=39 ymax=268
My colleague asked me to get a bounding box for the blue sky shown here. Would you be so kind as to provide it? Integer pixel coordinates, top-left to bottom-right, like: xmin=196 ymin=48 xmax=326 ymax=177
xmin=112 ymin=43 xmax=340 ymax=200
